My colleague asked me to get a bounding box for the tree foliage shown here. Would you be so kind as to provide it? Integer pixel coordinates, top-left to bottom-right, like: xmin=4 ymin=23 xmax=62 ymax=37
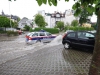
xmin=24 ymin=25 xmax=30 ymax=31
xmin=56 ymin=21 xmax=64 ymax=31
xmin=34 ymin=14 xmax=46 ymax=27
xmin=0 ymin=16 xmax=14 ymax=31
xmin=13 ymin=22 xmax=18 ymax=28
xmin=79 ymin=9 xmax=92 ymax=25
xmin=71 ymin=20 xmax=79 ymax=27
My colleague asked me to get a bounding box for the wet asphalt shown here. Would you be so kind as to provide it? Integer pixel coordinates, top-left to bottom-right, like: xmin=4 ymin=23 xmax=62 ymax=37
xmin=0 ymin=33 xmax=93 ymax=75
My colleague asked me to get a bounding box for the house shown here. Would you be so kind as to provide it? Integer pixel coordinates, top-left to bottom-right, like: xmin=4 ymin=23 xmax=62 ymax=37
xmin=18 ymin=17 xmax=33 ymax=29
xmin=0 ymin=10 xmax=19 ymax=22
xmin=37 ymin=10 xmax=76 ymax=28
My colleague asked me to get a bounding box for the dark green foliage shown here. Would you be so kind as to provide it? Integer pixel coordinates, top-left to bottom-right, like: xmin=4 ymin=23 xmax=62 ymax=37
xmin=0 ymin=31 xmax=7 ymax=34
xmin=13 ymin=22 xmax=18 ymax=28
xmin=91 ymin=23 xmax=97 ymax=30
xmin=24 ymin=25 xmax=30 ymax=31
xmin=0 ymin=16 xmax=14 ymax=31
xmin=95 ymin=1 xmax=100 ymax=15
xmin=7 ymin=31 xmax=18 ymax=36
xmin=35 ymin=14 xmax=46 ymax=27
xmin=71 ymin=20 xmax=79 ymax=27
xmin=64 ymin=26 xmax=94 ymax=31
xmin=79 ymin=9 xmax=92 ymax=25
xmin=30 ymin=27 xmax=59 ymax=34
xmin=56 ymin=21 xmax=64 ymax=31
xmin=29 ymin=28 xmax=33 ymax=32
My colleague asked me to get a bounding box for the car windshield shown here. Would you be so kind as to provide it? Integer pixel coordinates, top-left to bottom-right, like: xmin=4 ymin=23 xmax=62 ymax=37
xmin=31 ymin=32 xmax=38 ymax=36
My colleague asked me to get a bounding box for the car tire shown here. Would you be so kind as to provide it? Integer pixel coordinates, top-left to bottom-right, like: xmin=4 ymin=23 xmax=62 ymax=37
xmin=64 ymin=43 xmax=70 ymax=49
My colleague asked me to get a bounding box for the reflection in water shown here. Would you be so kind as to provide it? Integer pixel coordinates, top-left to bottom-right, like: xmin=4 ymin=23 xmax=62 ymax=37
xmin=0 ymin=36 xmax=18 ymax=41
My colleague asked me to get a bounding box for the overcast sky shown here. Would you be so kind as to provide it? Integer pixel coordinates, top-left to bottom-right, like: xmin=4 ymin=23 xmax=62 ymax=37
xmin=0 ymin=0 xmax=97 ymax=22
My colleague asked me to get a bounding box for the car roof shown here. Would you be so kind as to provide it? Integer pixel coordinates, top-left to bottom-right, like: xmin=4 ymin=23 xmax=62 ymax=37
xmin=68 ymin=31 xmax=96 ymax=35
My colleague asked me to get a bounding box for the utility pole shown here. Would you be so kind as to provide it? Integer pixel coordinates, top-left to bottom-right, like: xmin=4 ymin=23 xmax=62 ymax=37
xmin=9 ymin=1 xmax=12 ymax=31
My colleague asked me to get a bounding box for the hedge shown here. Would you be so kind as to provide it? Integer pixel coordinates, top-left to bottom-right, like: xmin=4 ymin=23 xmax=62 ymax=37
xmin=7 ymin=31 xmax=19 ymax=36
xmin=30 ymin=27 xmax=59 ymax=34
xmin=64 ymin=26 xmax=94 ymax=31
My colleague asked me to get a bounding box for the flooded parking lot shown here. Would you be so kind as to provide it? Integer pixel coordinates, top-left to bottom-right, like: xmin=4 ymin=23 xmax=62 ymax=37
xmin=0 ymin=33 xmax=93 ymax=75
xmin=0 ymin=33 xmax=62 ymax=64
xmin=0 ymin=33 xmax=45 ymax=64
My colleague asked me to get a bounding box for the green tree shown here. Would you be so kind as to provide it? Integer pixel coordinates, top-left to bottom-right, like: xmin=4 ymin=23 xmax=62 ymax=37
xmin=0 ymin=16 xmax=14 ymax=31
xmin=34 ymin=14 xmax=46 ymax=27
xmin=36 ymin=0 xmax=100 ymax=75
xmin=24 ymin=25 xmax=30 ymax=31
xmin=56 ymin=21 xmax=64 ymax=31
xmin=12 ymin=22 xmax=18 ymax=28
xmin=79 ymin=9 xmax=92 ymax=25
xmin=17 ymin=17 xmax=21 ymax=22
xmin=71 ymin=20 xmax=79 ymax=27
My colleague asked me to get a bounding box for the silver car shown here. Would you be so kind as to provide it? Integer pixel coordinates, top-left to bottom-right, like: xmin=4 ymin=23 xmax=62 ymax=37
xmin=25 ymin=32 xmax=56 ymax=44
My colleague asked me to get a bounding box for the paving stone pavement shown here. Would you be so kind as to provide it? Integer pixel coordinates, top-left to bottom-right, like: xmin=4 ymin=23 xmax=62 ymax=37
xmin=0 ymin=44 xmax=93 ymax=75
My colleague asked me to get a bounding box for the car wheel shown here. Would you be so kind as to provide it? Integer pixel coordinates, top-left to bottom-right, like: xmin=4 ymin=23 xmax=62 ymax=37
xmin=64 ymin=43 xmax=70 ymax=49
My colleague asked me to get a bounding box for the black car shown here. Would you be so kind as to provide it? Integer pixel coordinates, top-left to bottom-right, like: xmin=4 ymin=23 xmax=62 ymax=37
xmin=62 ymin=31 xmax=95 ymax=50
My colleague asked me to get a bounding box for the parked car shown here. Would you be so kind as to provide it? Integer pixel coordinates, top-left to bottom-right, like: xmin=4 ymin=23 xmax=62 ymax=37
xmin=88 ymin=30 xmax=96 ymax=33
xmin=65 ymin=30 xmax=74 ymax=33
xmin=26 ymin=31 xmax=56 ymax=44
xmin=16 ymin=30 xmax=23 ymax=35
xmin=62 ymin=31 xmax=96 ymax=50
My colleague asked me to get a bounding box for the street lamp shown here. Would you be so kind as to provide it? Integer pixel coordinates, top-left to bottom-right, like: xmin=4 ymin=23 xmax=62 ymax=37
xmin=9 ymin=1 xmax=12 ymax=31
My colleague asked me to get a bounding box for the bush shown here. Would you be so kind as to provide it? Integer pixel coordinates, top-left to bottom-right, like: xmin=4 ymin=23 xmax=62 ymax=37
xmin=71 ymin=20 xmax=79 ymax=27
xmin=24 ymin=25 xmax=30 ymax=31
xmin=29 ymin=28 xmax=34 ymax=32
xmin=30 ymin=27 xmax=59 ymax=34
xmin=0 ymin=31 xmax=7 ymax=34
xmin=7 ymin=31 xmax=18 ymax=36
xmin=56 ymin=21 xmax=64 ymax=31
xmin=64 ymin=26 xmax=94 ymax=31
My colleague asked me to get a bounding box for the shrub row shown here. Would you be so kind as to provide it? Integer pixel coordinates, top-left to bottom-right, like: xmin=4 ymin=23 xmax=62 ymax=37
xmin=64 ymin=26 xmax=94 ymax=31
xmin=7 ymin=31 xmax=19 ymax=36
xmin=0 ymin=31 xmax=7 ymax=34
xmin=30 ymin=28 xmax=59 ymax=34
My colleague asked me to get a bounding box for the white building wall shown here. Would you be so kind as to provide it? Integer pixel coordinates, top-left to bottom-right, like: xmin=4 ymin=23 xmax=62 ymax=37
xmin=51 ymin=18 xmax=55 ymax=28
xmin=37 ymin=10 xmax=76 ymax=28
xmin=45 ymin=16 xmax=51 ymax=28
xmin=18 ymin=18 xmax=33 ymax=29
xmin=65 ymin=15 xmax=76 ymax=25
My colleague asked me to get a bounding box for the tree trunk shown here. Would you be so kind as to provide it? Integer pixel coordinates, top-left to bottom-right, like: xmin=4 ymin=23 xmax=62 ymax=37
xmin=89 ymin=10 xmax=100 ymax=75
xmin=4 ymin=27 xmax=6 ymax=31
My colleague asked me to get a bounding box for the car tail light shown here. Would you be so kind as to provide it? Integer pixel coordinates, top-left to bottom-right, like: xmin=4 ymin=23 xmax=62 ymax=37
xmin=29 ymin=37 xmax=32 ymax=40
xmin=63 ymin=33 xmax=67 ymax=39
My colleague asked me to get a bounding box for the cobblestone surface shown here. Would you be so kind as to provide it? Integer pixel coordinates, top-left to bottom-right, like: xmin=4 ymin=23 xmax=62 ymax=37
xmin=0 ymin=44 xmax=93 ymax=75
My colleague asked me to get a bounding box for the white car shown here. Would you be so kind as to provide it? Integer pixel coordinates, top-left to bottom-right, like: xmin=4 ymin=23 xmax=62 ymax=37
xmin=25 ymin=31 xmax=56 ymax=44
